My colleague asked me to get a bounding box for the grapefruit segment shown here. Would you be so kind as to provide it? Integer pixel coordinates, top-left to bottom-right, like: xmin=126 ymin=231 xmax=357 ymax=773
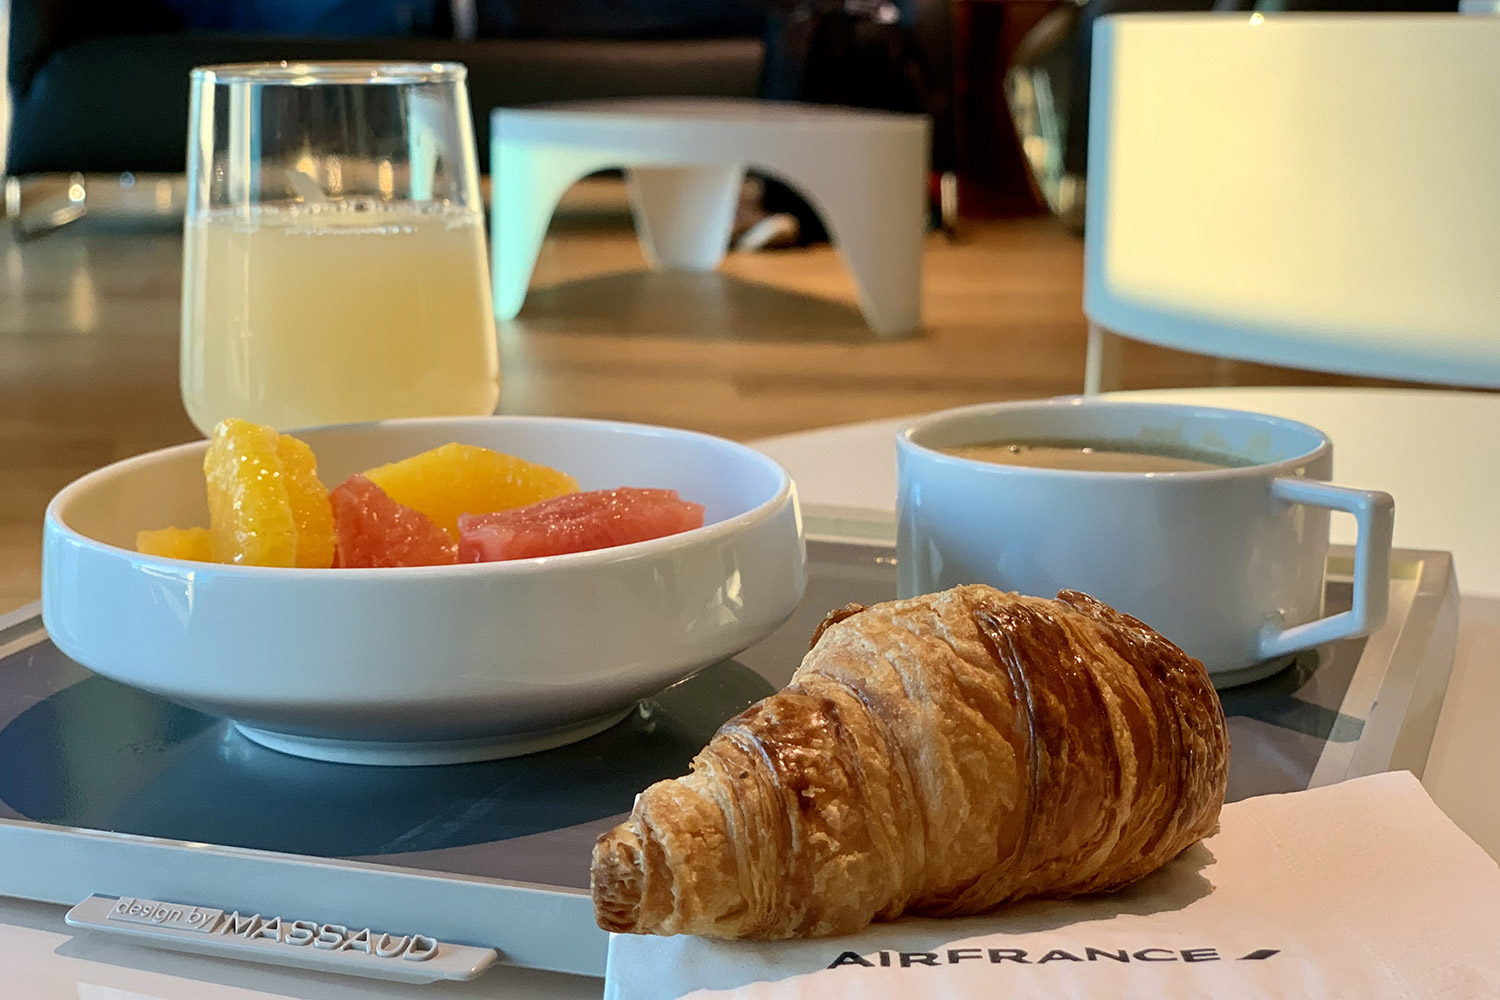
xmin=458 ymin=487 xmax=705 ymax=562
xmin=331 ymin=475 xmax=459 ymax=568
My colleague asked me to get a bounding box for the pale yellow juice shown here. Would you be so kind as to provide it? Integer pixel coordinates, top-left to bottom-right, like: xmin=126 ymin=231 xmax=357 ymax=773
xmin=181 ymin=201 xmax=499 ymax=434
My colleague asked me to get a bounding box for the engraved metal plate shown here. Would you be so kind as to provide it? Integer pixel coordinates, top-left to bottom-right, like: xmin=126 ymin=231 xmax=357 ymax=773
xmin=66 ymin=894 xmax=498 ymax=984
xmin=106 ymin=895 xmax=222 ymax=932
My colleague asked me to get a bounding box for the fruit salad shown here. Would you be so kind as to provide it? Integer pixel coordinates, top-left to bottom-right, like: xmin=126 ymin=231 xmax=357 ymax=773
xmin=136 ymin=419 xmax=706 ymax=568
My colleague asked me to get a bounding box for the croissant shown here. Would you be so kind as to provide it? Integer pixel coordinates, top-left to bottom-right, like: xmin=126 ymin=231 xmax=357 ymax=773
xmin=591 ymin=584 xmax=1229 ymax=939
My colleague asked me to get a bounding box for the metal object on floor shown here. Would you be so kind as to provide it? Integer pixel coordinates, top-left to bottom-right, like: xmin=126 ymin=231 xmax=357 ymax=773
xmin=939 ymin=169 xmax=960 ymax=238
xmin=5 ymin=173 xmax=188 ymax=239
xmin=10 ymin=172 xmax=88 ymax=240
xmin=1004 ymin=2 xmax=1088 ymax=233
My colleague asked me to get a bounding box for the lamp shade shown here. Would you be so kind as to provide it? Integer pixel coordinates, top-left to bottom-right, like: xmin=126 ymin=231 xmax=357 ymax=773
xmin=1084 ymin=14 xmax=1500 ymax=387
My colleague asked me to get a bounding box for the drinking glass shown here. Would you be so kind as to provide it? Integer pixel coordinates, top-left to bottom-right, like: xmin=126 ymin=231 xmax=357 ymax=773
xmin=181 ymin=62 xmax=499 ymax=436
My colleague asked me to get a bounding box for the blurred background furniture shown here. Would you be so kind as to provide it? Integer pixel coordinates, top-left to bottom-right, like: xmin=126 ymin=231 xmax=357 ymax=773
xmin=1006 ymin=0 xmax=1464 ymax=235
xmin=1081 ymin=13 xmax=1500 ymax=392
xmin=5 ymin=0 xmax=765 ymax=177
xmin=491 ymin=99 xmax=929 ymax=333
xmin=951 ymin=0 xmax=1076 ymax=218
xmin=3 ymin=0 xmax=959 ymax=231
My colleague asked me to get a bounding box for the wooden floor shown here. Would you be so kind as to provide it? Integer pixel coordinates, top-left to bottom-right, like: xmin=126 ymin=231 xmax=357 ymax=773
xmin=0 ymin=194 xmax=1404 ymax=610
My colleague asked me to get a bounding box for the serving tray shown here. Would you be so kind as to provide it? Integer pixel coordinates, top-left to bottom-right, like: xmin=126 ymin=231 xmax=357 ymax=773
xmin=0 ymin=514 xmax=1461 ymax=979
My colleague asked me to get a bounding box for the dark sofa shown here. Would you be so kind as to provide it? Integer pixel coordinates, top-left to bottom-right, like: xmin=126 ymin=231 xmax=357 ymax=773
xmin=6 ymin=1 xmax=767 ymax=176
xmin=6 ymin=1 xmax=953 ymax=178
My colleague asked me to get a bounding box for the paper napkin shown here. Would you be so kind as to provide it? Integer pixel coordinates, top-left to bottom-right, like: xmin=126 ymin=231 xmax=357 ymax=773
xmin=604 ymin=771 xmax=1500 ymax=999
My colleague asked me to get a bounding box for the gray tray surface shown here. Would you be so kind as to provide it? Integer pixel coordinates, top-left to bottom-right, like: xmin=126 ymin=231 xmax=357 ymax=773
xmin=0 ymin=536 xmax=1458 ymax=977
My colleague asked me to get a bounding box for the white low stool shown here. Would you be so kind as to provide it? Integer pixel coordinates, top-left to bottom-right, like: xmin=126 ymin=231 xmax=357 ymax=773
xmin=490 ymin=99 xmax=930 ymax=336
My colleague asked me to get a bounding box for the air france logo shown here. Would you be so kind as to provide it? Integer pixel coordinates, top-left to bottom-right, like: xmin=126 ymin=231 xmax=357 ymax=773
xmin=828 ymin=946 xmax=1281 ymax=969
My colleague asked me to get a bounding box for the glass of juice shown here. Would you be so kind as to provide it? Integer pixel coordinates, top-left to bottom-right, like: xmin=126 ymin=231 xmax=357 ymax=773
xmin=180 ymin=62 xmax=499 ymax=435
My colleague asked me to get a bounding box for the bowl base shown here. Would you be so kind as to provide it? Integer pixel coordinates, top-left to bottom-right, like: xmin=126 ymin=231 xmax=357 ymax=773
xmin=232 ymin=709 xmax=634 ymax=766
xmin=1210 ymin=654 xmax=1295 ymax=691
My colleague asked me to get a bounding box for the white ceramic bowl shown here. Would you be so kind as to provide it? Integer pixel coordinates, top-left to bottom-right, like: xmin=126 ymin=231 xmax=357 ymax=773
xmin=42 ymin=417 xmax=806 ymax=765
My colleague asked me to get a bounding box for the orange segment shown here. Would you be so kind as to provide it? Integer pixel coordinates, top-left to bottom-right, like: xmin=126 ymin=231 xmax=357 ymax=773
xmin=136 ymin=526 xmax=214 ymax=562
xmin=205 ymin=419 xmax=297 ymax=567
xmin=363 ymin=442 xmax=578 ymax=539
xmin=276 ymin=434 xmax=336 ymax=568
xmin=203 ymin=418 xmax=333 ymax=568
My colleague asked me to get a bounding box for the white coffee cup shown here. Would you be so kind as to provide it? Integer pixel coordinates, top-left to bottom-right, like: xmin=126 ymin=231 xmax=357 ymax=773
xmin=896 ymin=398 xmax=1395 ymax=679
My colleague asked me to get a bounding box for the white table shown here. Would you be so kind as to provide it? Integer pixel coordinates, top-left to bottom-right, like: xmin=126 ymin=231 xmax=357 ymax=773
xmin=2 ymin=386 xmax=1496 ymax=998
xmin=490 ymin=99 xmax=929 ymax=335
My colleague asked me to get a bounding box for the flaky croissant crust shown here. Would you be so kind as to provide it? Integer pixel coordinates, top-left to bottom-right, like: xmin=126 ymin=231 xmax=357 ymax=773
xmin=593 ymin=585 xmax=1228 ymax=939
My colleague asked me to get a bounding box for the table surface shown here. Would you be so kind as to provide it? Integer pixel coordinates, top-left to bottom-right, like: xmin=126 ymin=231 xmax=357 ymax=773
xmin=757 ymin=387 xmax=1500 ymax=595
xmin=2 ymin=385 xmax=1496 ymax=999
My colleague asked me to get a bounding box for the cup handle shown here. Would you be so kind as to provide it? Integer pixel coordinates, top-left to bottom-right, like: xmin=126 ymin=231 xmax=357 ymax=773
xmin=1256 ymin=478 xmax=1395 ymax=660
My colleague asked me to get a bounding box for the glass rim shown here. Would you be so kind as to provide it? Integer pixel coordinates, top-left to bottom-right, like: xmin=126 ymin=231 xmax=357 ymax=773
xmin=190 ymin=61 xmax=466 ymax=85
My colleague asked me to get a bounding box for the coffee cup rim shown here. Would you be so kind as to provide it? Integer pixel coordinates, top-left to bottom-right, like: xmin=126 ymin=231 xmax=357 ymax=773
xmin=897 ymin=397 xmax=1332 ymax=479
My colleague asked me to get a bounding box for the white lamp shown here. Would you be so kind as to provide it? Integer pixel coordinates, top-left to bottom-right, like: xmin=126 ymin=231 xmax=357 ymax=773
xmin=1083 ymin=13 xmax=1500 ymax=392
